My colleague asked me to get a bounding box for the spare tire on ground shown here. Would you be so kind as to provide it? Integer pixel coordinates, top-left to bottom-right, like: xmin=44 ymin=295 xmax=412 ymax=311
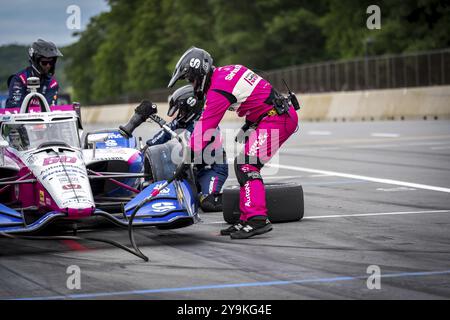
xmin=222 ymin=182 xmax=304 ymax=224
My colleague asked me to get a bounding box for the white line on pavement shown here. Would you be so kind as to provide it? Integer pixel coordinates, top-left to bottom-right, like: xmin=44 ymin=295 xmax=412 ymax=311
xmin=307 ymin=131 xmax=332 ymax=136
xmin=352 ymin=144 xmax=401 ymax=149
xmin=376 ymin=187 xmax=416 ymax=192
xmin=405 ymin=141 xmax=450 ymax=146
xmin=204 ymin=209 xmax=450 ymax=224
xmin=371 ymin=133 xmax=400 ymax=138
xmin=302 ymin=210 xmax=450 ymax=220
xmin=308 ymin=174 xmax=333 ymax=177
xmin=282 ymin=141 xmax=449 ymax=153
xmin=431 ymin=146 xmax=450 ymax=150
xmin=264 ymin=163 xmax=450 ymax=193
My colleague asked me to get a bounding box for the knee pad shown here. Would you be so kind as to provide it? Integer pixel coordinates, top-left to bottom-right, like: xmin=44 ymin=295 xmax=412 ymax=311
xmin=234 ymin=157 xmax=263 ymax=187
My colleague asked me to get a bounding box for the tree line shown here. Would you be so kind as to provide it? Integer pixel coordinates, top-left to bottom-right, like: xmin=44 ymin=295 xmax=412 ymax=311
xmin=3 ymin=0 xmax=448 ymax=104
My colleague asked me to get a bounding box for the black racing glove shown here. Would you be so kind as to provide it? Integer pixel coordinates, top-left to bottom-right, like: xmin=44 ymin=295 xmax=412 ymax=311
xmin=119 ymin=100 xmax=157 ymax=138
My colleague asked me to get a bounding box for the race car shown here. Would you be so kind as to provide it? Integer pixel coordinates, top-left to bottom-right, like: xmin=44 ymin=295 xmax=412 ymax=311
xmin=0 ymin=77 xmax=199 ymax=257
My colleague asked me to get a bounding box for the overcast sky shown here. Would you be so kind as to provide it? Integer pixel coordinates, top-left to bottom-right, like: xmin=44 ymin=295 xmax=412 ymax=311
xmin=0 ymin=0 xmax=110 ymax=46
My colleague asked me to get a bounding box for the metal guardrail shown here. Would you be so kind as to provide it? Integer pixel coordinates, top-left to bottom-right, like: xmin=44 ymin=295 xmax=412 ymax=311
xmin=117 ymin=48 xmax=450 ymax=103
xmin=265 ymin=48 xmax=450 ymax=94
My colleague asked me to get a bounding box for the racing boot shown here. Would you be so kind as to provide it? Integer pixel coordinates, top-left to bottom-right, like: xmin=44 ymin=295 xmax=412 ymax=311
xmin=200 ymin=193 xmax=223 ymax=212
xmin=230 ymin=215 xmax=272 ymax=239
xmin=220 ymin=220 xmax=245 ymax=236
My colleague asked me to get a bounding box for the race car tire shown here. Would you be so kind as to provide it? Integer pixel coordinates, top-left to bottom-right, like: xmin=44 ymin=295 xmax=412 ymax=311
xmin=144 ymin=141 xmax=179 ymax=182
xmin=222 ymin=182 xmax=304 ymax=224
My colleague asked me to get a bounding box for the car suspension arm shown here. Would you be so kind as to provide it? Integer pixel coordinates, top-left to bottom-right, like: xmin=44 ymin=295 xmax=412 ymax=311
xmin=0 ymin=173 xmax=34 ymax=194
xmin=87 ymin=169 xmax=141 ymax=194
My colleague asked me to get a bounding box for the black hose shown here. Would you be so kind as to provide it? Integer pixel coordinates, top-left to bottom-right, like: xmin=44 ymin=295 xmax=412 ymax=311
xmin=126 ymin=157 xmax=188 ymax=262
xmin=128 ymin=201 xmax=150 ymax=262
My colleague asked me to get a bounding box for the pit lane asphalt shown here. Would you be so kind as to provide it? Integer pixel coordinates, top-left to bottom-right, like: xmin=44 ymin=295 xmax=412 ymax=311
xmin=1 ymin=120 xmax=449 ymax=300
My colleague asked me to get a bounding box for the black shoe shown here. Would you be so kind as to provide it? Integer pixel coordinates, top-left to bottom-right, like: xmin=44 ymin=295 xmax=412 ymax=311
xmin=200 ymin=193 xmax=223 ymax=212
xmin=230 ymin=216 xmax=273 ymax=239
xmin=220 ymin=220 xmax=245 ymax=236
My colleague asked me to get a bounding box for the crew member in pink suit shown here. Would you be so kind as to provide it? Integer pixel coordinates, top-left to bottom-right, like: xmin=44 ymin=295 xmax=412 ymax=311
xmin=168 ymin=47 xmax=299 ymax=239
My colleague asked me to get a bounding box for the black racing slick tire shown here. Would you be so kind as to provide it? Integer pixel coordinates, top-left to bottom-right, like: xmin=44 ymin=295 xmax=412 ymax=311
xmin=222 ymin=182 xmax=304 ymax=224
xmin=144 ymin=141 xmax=179 ymax=182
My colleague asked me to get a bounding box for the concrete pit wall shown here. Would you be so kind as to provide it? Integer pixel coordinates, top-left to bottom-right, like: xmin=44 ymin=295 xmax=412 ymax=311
xmin=299 ymin=85 xmax=450 ymax=122
xmin=80 ymin=85 xmax=450 ymax=124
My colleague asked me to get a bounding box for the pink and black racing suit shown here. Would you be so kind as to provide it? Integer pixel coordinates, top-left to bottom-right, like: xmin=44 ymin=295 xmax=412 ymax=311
xmin=190 ymin=65 xmax=298 ymax=221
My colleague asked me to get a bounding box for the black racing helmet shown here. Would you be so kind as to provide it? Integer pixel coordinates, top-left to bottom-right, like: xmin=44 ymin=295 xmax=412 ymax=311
xmin=168 ymin=85 xmax=203 ymax=125
xmin=167 ymin=47 xmax=213 ymax=99
xmin=28 ymin=39 xmax=63 ymax=77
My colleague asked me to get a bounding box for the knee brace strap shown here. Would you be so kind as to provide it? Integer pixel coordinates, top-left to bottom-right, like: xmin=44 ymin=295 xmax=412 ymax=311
xmin=234 ymin=160 xmax=263 ymax=187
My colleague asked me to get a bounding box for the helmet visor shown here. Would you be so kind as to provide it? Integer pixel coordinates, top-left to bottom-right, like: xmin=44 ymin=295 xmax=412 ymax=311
xmin=167 ymin=101 xmax=179 ymax=117
xmin=168 ymin=68 xmax=182 ymax=88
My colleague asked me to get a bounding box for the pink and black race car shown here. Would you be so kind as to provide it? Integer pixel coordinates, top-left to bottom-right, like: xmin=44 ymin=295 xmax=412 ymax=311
xmin=0 ymin=77 xmax=199 ymax=260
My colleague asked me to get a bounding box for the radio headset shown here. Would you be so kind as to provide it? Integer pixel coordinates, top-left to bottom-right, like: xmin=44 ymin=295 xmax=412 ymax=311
xmin=282 ymin=79 xmax=301 ymax=111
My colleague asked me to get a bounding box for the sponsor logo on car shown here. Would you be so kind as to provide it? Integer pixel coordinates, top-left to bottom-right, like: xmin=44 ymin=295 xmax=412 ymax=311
xmin=59 ymin=177 xmax=79 ymax=183
xmin=30 ymin=98 xmax=40 ymax=105
xmin=154 ymin=183 xmax=171 ymax=195
xmin=94 ymin=156 xmax=123 ymax=161
xmin=151 ymin=202 xmax=177 ymax=213
xmin=39 ymin=190 xmax=45 ymax=205
xmin=105 ymin=139 xmax=118 ymax=147
xmin=107 ymin=132 xmax=124 ymax=139
xmin=43 ymin=156 xmax=77 ymax=166
xmin=62 ymin=184 xmax=82 ymax=190
xmin=41 ymin=167 xmax=87 ymax=181
xmin=61 ymin=198 xmax=92 ymax=206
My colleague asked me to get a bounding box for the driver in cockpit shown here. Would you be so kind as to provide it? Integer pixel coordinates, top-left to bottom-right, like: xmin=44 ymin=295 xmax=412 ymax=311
xmin=8 ymin=129 xmax=26 ymax=151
